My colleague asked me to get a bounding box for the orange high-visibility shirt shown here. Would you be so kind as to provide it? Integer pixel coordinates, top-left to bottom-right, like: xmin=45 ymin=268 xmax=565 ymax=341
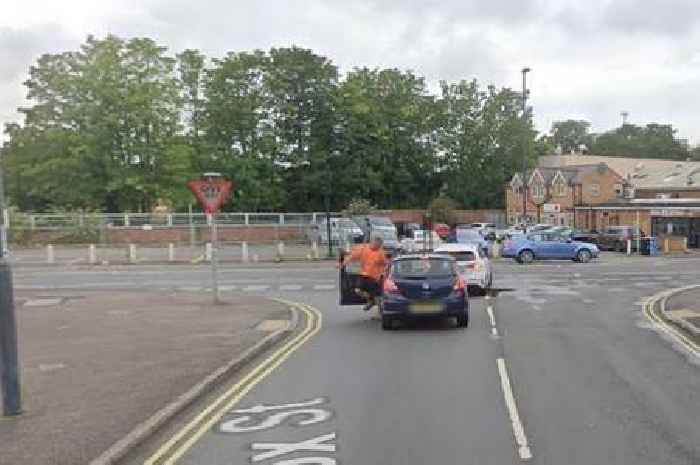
xmin=349 ymin=244 xmax=387 ymax=281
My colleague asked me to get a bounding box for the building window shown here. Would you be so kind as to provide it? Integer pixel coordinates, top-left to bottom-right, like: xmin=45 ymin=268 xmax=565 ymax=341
xmin=590 ymin=184 xmax=600 ymax=197
xmin=531 ymin=182 xmax=545 ymax=200
xmin=553 ymin=181 xmax=566 ymax=197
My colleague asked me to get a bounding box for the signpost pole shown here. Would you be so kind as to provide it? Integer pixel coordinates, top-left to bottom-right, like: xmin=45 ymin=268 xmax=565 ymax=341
xmin=636 ymin=210 xmax=641 ymax=254
xmin=210 ymin=213 xmax=221 ymax=304
xmin=0 ymin=154 xmax=21 ymax=416
xmin=188 ymin=173 xmax=232 ymax=306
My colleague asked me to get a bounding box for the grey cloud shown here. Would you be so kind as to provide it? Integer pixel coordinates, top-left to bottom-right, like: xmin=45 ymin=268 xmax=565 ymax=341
xmin=602 ymin=0 xmax=700 ymax=37
xmin=0 ymin=24 xmax=75 ymax=83
xmin=2 ymin=0 xmax=700 ymax=143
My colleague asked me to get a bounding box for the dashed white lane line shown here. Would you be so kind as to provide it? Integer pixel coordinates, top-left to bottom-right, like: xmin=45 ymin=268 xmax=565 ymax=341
xmin=491 ymin=327 xmax=499 ymax=337
xmin=312 ymin=284 xmax=336 ymax=291
xmin=242 ymin=285 xmax=270 ymax=292
xmin=497 ymin=358 xmax=533 ymax=461
xmin=486 ymin=305 xmax=496 ymax=327
xmin=279 ymin=284 xmax=303 ymax=291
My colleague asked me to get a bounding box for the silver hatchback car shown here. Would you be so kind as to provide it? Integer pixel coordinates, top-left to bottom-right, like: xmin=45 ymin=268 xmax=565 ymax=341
xmin=433 ymin=243 xmax=493 ymax=295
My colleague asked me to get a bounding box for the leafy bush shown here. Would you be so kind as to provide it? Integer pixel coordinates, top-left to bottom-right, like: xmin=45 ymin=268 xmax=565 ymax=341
xmin=343 ymin=198 xmax=377 ymax=217
xmin=427 ymin=197 xmax=457 ymax=225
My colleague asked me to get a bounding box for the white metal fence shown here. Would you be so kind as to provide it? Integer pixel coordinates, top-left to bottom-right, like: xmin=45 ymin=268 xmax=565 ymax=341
xmin=14 ymin=212 xmax=340 ymax=230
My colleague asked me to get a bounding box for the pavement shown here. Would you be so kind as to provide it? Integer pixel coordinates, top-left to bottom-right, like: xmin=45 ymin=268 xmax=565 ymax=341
xmin=664 ymin=285 xmax=700 ymax=342
xmin=0 ymin=290 xmax=292 ymax=465
xmin=4 ymin=254 xmax=700 ymax=465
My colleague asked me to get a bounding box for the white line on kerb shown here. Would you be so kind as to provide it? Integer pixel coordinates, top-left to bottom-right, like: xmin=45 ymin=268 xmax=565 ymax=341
xmin=497 ymin=358 xmax=533 ymax=461
xmin=486 ymin=305 xmax=496 ymax=327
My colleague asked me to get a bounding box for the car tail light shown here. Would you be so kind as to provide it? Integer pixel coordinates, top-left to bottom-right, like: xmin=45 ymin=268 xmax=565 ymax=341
xmin=452 ymin=276 xmax=466 ymax=297
xmin=383 ymin=277 xmax=401 ymax=295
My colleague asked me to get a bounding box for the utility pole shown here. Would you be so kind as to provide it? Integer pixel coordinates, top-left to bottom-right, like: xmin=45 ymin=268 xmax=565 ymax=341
xmin=621 ymin=111 xmax=629 ymax=126
xmin=0 ymin=149 xmax=21 ymax=416
xmin=521 ymin=67 xmax=531 ymax=227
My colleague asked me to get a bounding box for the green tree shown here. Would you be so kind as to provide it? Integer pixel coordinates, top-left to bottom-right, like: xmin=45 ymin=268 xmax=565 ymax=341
xmin=3 ymin=35 xmax=191 ymax=212
xmin=264 ymin=46 xmax=339 ymax=211
xmin=334 ymin=68 xmax=440 ymax=210
xmin=592 ymin=123 xmax=688 ymax=160
xmin=437 ymin=81 xmax=534 ymax=209
xmin=177 ymin=49 xmax=206 ymax=159
xmin=551 ymin=119 xmax=593 ymax=154
xmin=200 ymin=50 xmax=282 ymax=211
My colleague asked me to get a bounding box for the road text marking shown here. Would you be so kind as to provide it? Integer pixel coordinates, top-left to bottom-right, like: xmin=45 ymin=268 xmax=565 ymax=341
xmin=144 ymin=303 xmax=322 ymax=465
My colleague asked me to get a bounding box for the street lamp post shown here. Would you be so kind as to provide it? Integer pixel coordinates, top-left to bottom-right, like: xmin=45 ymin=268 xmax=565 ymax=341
xmin=0 ymin=150 xmax=21 ymax=416
xmin=521 ymin=67 xmax=531 ymax=227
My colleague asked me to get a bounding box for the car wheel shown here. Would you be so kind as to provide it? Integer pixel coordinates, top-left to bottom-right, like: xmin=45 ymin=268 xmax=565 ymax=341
xmin=577 ymin=249 xmax=592 ymax=263
xmin=457 ymin=311 xmax=469 ymax=328
xmin=381 ymin=315 xmax=395 ymax=330
xmin=518 ymin=250 xmax=535 ymax=264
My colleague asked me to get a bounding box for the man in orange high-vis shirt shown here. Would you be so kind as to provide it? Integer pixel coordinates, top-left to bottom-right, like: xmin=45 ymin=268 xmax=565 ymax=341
xmin=342 ymin=237 xmax=388 ymax=311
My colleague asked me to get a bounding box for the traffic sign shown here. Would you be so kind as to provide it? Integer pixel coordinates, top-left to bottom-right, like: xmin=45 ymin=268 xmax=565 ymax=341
xmin=187 ymin=175 xmax=233 ymax=214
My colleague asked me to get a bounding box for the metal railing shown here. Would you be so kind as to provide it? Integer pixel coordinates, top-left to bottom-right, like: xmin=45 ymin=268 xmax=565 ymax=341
xmin=11 ymin=212 xmax=341 ymax=230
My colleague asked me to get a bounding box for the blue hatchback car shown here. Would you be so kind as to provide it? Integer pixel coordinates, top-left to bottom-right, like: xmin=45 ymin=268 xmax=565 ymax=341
xmin=339 ymin=253 xmax=469 ymax=330
xmin=502 ymin=232 xmax=599 ymax=264
xmin=379 ymin=255 xmax=469 ymax=330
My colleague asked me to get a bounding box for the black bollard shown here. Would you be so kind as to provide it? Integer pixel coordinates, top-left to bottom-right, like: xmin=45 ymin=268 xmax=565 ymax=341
xmin=0 ymin=260 xmax=21 ymax=416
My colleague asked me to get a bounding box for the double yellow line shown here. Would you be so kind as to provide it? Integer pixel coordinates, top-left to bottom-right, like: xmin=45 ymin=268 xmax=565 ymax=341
xmin=644 ymin=290 xmax=699 ymax=355
xmin=144 ymin=302 xmax=322 ymax=465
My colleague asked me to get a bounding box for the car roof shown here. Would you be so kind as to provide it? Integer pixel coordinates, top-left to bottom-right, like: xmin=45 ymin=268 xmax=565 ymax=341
xmin=434 ymin=243 xmax=479 ymax=252
xmin=393 ymin=253 xmax=455 ymax=261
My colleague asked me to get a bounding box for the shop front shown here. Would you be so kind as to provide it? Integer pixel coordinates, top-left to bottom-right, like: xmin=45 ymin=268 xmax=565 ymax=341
xmin=650 ymin=210 xmax=700 ymax=248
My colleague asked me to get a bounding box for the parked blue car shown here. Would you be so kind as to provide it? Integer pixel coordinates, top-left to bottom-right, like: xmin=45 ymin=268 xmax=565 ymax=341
xmin=502 ymin=232 xmax=599 ymax=264
xmin=455 ymin=228 xmax=491 ymax=255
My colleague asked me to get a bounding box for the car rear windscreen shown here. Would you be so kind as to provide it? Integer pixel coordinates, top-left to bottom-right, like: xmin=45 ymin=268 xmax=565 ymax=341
xmin=392 ymin=258 xmax=455 ymax=277
xmin=435 ymin=251 xmax=476 ymax=262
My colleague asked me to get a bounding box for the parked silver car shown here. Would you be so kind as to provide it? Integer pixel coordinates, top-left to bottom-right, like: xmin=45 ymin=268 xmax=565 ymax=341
xmin=434 ymin=243 xmax=493 ymax=295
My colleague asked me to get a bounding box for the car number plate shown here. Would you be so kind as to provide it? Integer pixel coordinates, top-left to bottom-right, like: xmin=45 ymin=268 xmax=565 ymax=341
xmin=410 ymin=301 xmax=442 ymax=314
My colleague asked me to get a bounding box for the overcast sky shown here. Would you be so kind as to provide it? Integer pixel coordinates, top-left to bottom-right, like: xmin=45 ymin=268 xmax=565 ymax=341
xmin=2 ymin=0 xmax=700 ymax=143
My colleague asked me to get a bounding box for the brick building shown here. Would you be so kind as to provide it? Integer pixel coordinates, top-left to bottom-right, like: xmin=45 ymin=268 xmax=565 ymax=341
xmin=505 ymin=163 xmax=625 ymax=227
xmin=540 ymin=154 xmax=700 ymax=248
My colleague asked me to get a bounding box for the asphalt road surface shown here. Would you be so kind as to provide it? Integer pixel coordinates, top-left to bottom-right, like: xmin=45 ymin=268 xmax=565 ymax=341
xmin=13 ymin=255 xmax=700 ymax=464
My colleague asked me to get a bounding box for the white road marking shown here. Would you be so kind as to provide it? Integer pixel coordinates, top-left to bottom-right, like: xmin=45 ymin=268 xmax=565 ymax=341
xmin=312 ymin=284 xmax=336 ymax=291
xmin=497 ymin=358 xmax=533 ymax=461
xmin=280 ymin=284 xmax=303 ymax=291
xmin=24 ymin=298 xmax=63 ymax=307
xmin=486 ymin=305 xmax=496 ymax=327
xmin=582 ymin=299 xmax=595 ymax=304
xmin=219 ymin=285 xmax=237 ymax=291
xmin=243 ymin=285 xmax=271 ymax=292
xmin=178 ymin=286 xmax=202 ymax=292
xmin=39 ymin=363 xmax=66 ymax=372
xmin=232 ymin=397 xmax=327 ymax=415
xmin=251 ymin=432 xmax=337 ymax=462
xmin=532 ymin=305 xmax=542 ymax=311
xmin=491 ymin=327 xmax=499 ymax=337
